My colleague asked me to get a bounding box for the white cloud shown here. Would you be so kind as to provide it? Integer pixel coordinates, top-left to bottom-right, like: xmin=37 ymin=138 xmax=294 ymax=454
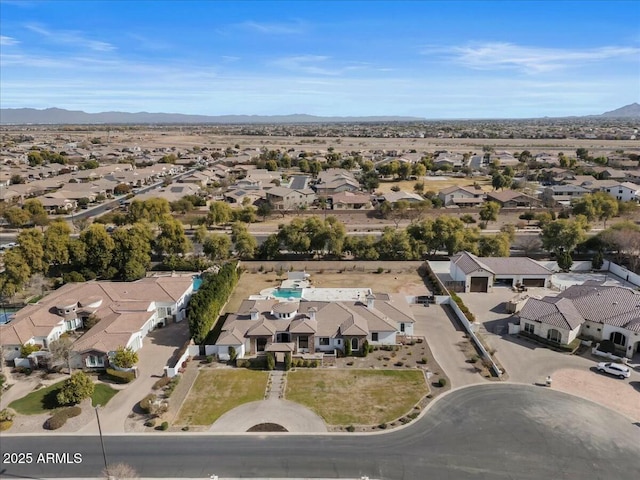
xmin=25 ymin=23 xmax=116 ymax=52
xmin=239 ymin=20 xmax=306 ymax=35
xmin=0 ymin=35 xmax=19 ymax=46
xmin=427 ymin=42 xmax=640 ymax=73
xmin=271 ymin=55 xmax=371 ymax=76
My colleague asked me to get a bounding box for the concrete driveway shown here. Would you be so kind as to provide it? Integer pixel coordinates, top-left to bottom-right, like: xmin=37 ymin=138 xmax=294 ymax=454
xmin=411 ymin=304 xmax=486 ymax=388
xmin=79 ymin=321 xmax=191 ymax=434
xmin=459 ymin=289 xmax=640 ymax=417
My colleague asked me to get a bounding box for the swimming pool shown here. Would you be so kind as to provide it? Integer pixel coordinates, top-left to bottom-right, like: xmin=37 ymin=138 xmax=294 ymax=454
xmin=272 ymin=288 xmax=303 ymax=299
xmin=193 ymin=276 xmax=203 ymax=291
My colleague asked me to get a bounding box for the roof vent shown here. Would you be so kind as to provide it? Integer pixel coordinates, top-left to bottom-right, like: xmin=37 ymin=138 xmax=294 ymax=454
xmin=612 ymin=301 xmax=618 ymax=305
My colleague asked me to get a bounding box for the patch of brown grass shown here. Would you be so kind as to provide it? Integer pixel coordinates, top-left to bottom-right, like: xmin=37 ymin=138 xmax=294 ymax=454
xmin=285 ymin=369 xmax=428 ymax=425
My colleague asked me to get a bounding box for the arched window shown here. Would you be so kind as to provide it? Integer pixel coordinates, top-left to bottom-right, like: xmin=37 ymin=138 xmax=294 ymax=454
xmin=547 ymin=329 xmax=562 ymax=343
xmin=610 ymin=331 xmax=626 ymax=347
xmin=351 ymin=337 xmax=359 ymax=351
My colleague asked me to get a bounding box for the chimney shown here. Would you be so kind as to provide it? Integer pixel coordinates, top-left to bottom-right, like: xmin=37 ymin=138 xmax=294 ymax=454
xmin=250 ymin=308 xmax=259 ymax=320
xmin=308 ymin=307 xmax=317 ymax=321
xmin=366 ymin=293 xmax=375 ymax=309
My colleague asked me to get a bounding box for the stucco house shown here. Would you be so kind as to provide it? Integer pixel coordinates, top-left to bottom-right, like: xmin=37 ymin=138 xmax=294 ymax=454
xmin=485 ymin=190 xmax=542 ymax=208
xmin=0 ymin=275 xmax=196 ymax=368
xmin=438 ymin=186 xmax=485 ymax=207
xmin=449 ymin=251 xmax=553 ymax=292
xmin=330 ymin=191 xmax=372 ymax=210
xmin=265 ymin=186 xmax=316 ymax=210
xmin=214 ymin=291 xmax=415 ymax=360
xmin=518 ymin=283 xmax=640 ymax=359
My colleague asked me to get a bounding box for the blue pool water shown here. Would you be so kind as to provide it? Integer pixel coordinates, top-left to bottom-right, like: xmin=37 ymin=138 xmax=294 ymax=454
xmin=193 ymin=277 xmax=203 ymax=291
xmin=272 ymin=288 xmax=303 ymax=299
xmin=0 ymin=312 xmax=16 ymax=325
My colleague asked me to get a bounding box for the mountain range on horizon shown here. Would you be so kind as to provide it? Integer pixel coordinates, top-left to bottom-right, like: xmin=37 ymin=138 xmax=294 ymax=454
xmin=0 ymin=103 xmax=638 ymax=125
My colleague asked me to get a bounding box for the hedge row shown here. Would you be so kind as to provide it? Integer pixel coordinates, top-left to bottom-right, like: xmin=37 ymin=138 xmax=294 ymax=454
xmin=105 ymin=368 xmax=135 ymax=383
xmin=188 ymin=262 xmax=240 ymax=344
xmin=518 ymin=331 xmax=580 ymax=352
xmin=450 ymin=292 xmax=476 ymax=323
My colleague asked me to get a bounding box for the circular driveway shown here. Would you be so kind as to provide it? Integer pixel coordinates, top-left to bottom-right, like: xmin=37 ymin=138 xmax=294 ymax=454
xmin=209 ymin=398 xmax=327 ymax=432
xmin=2 ymin=384 xmax=639 ymax=479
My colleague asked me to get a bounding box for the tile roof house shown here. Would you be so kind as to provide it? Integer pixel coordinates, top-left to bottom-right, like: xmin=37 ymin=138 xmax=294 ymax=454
xmin=485 ymin=190 xmax=542 ymax=208
xmin=518 ymin=284 xmax=640 ymax=358
xmin=449 ymin=251 xmax=553 ymax=292
xmin=0 ymin=275 xmax=196 ymax=368
xmin=438 ymin=186 xmax=485 ymax=207
xmin=213 ymin=292 xmax=415 ymax=359
xmin=265 ymin=186 xmax=316 ymax=210
xmin=330 ymin=191 xmax=372 ymax=210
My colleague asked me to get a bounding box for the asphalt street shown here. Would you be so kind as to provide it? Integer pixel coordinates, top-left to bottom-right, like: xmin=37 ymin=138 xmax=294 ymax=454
xmin=1 ymin=384 xmax=639 ymax=480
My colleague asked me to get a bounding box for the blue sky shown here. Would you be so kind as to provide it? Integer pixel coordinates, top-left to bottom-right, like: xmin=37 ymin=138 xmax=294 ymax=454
xmin=1 ymin=0 xmax=638 ymax=118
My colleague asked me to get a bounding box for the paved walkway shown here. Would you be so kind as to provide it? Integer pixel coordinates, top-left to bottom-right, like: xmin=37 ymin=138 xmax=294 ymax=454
xmin=209 ymin=398 xmax=327 ymax=433
xmin=411 ymin=304 xmax=486 ymax=388
xmin=266 ymin=370 xmax=286 ymax=400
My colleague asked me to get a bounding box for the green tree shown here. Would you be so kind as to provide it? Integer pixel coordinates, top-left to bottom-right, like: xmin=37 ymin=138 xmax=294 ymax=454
xmin=79 ymin=224 xmax=116 ymax=276
xmin=0 ymin=249 xmax=31 ymax=298
xmin=17 ymin=228 xmax=45 ymax=273
xmin=540 ymin=218 xmax=587 ymax=254
xmin=478 ymin=233 xmax=511 ymax=257
xmin=491 ymin=172 xmax=511 ymax=191
xmin=203 ymin=233 xmax=231 ymax=260
xmin=110 ymin=223 xmax=153 ymax=281
xmin=23 ymin=199 xmax=46 ymax=217
xmin=43 ymin=221 xmax=72 ymax=269
xmin=257 ymin=201 xmax=273 ymax=221
xmin=479 ymin=201 xmax=501 ymax=226
xmin=3 ymin=207 xmax=31 ymax=228
xmin=557 ymin=250 xmax=573 ymax=271
xmin=257 ymin=234 xmax=280 ymax=260
xmin=127 ymin=198 xmax=171 ymax=223
xmin=56 ymin=372 xmax=94 ymax=406
xmin=193 ymin=224 xmax=209 ymax=244
xmin=206 ymin=201 xmax=232 ymax=226
xmin=111 ymin=346 xmax=139 ymax=369
xmin=592 ymin=251 xmax=604 ymax=270
xmin=155 ymin=216 xmax=192 ymax=257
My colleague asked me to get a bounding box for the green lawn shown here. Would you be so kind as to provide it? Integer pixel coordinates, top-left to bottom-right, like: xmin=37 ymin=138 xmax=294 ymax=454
xmin=9 ymin=380 xmax=118 ymax=415
xmin=175 ymin=369 xmax=268 ymax=425
xmin=286 ymin=369 xmax=429 ymax=426
xmin=91 ymin=383 xmax=118 ymax=407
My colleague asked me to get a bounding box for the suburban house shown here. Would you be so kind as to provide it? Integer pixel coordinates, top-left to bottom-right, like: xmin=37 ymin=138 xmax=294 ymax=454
xmin=598 ymin=181 xmax=640 ymax=202
xmin=517 ymin=283 xmax=640 ymax=359
xmin=214 ymin=291 xmax=415 ymax=359
xmin=0 ymin=275 xmax=196 ymax=368
xmin=313 ymin=169 xmax=360 ymax=196
xmin=438 ymin=185 xmax=485 ymax=207
xmin=265 ymin=186 xmax=316 ymax=210
xmin=485 ymin=190 xmax=542 ymax=208
xmin=379 ymin=191 xmax=424 ymax=205
xmin=330 ymin=191 xmax=372 ymax=210
xmin=449 ymin=251 xmax=553 ymax=292
xmin=545 ymin=184 xmax=591 ymax=205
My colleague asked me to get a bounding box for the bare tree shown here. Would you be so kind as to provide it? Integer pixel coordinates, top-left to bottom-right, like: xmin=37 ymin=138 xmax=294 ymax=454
xmin=103 ymin=463 xmax=139 ymax=479
xmin=49 ymin=337 xmax=74 ymax=374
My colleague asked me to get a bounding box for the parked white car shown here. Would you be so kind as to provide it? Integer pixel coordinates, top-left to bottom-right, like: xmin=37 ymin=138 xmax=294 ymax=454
xmin=597 ymin=362 xmax=631 ymax=379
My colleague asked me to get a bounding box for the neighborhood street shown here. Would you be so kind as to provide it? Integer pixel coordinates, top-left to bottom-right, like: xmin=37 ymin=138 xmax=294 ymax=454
xmin=1 ymin=384 xmax=638 ymax=480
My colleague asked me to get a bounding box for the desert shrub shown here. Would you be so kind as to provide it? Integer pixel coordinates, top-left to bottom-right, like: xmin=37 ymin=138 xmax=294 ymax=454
xmin=0 ymin=409 xmax=15 ymax=422
xmin=346 ymin=425 xmax=355 ymax=432
xmin=20 ymin=343 xmax=41 ymax=357
xmin=152 ymin=376 xmax=171 ymax=390
xmin=205 ymin=355 xmax=214 ymax=363
xmin=103 ymin=463 xmax=138 ymax=479
xmin=164 ymin=376 xmax=180 ymax=397
xmin=45 ymin=414 xmax=67 ymax=430
xmin=159 ymin=421 xmax=169 ymax=431
xmin=394 ymin=361 xmax=404 ymax=367
xmin=105 ymin=368 xmax=135 ymax=383
xmin=140 ymin=394 xmax=157 ymax=414
xmin=418 ymin=357 xmax=428 ymax=364
xmin=438 ymin=377 xmax=447 ymax=387
xmin=378 ymin=423 xmax=388 ymax=430
xmin=144 ymin=419 xmax=156 ymax=428
xmin=376 ymin=267 xmax=384 ymax=274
